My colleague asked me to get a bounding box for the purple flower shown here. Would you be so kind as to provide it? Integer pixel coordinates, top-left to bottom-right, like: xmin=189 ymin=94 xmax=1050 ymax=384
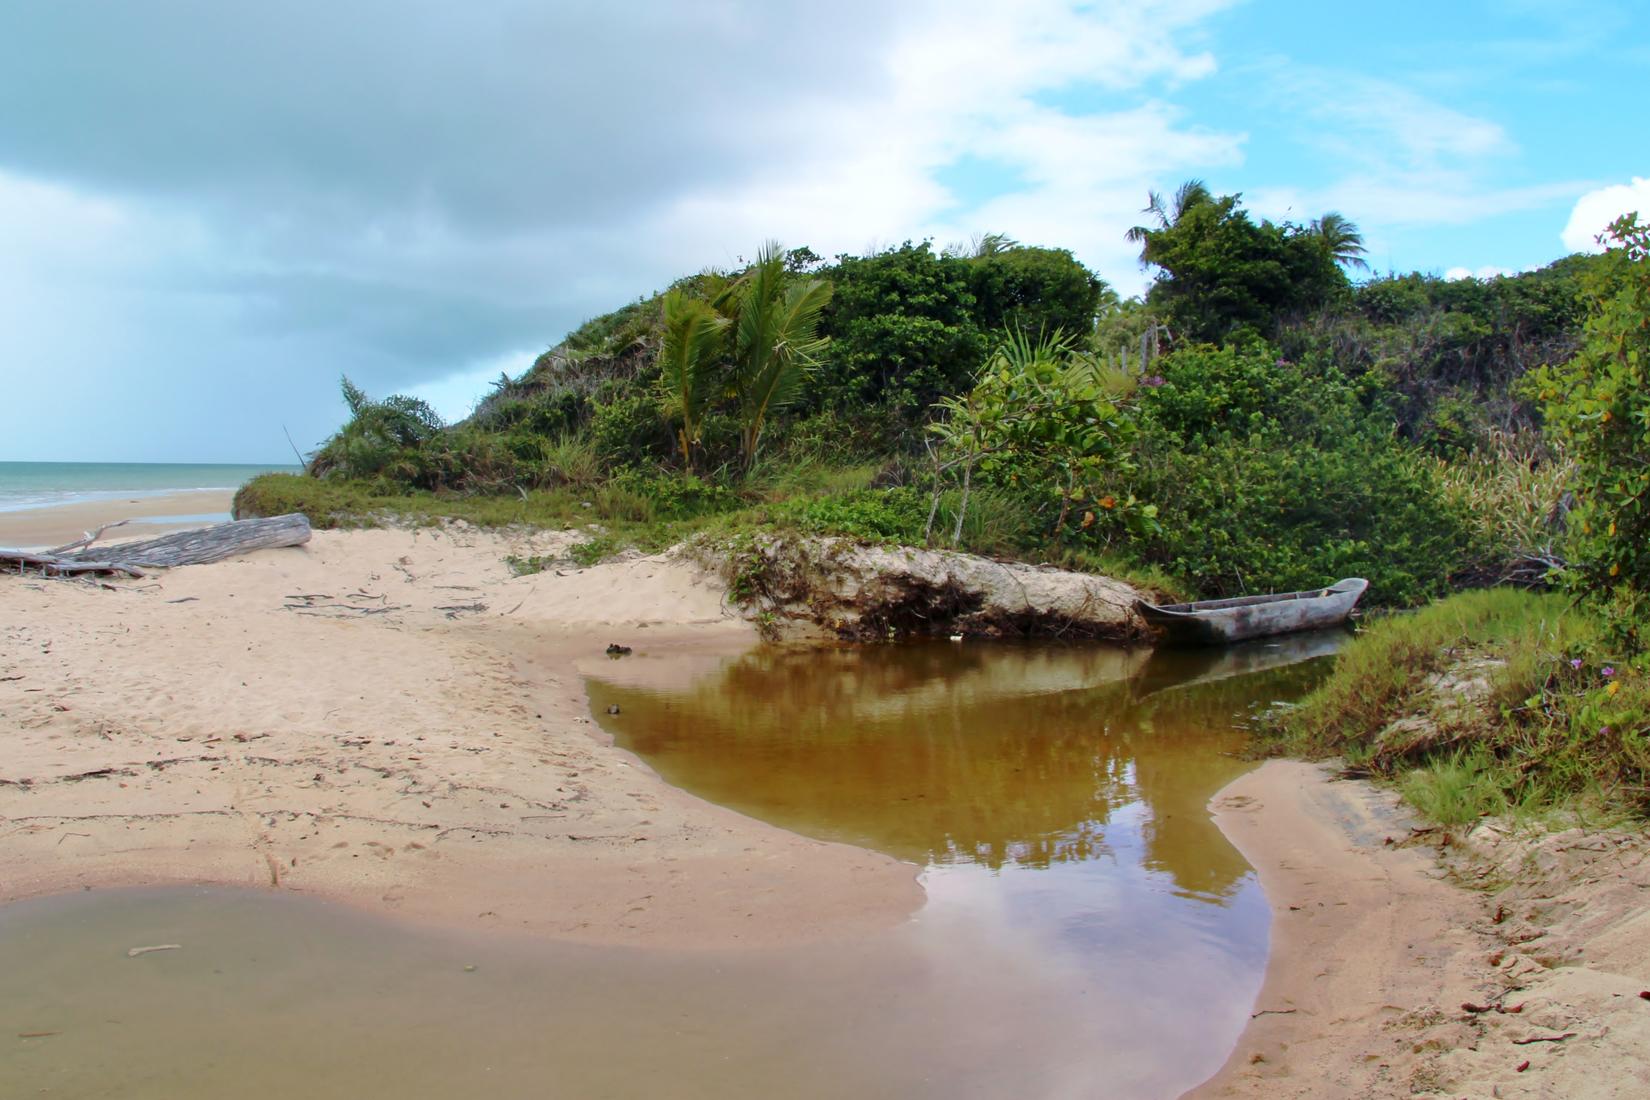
xmin=1603 ymin=666 xmax=1616 ymax=677
xmin=1600 ymin=726 xmax=1611 ymax=736
xmin=1142 ymin=375 xmax=1166 ymax=388
xmin=1570 ymin=658 xmax=1583 ymax=669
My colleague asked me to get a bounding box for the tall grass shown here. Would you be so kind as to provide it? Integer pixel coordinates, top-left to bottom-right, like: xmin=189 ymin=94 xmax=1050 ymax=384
xmin=1434 ymin=429 xmax=1573 ymax=568
xmin=1276 ymin=588 xmax=1648 ymax=822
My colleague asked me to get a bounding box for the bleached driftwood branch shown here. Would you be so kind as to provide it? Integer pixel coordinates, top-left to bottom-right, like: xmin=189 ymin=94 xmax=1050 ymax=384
xmin=1 ymin=514 xmax=312 ymax=578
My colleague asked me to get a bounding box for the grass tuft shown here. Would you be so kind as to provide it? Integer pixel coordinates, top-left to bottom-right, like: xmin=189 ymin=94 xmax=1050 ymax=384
xmin=1273 ymin=587 xmax=1648 ymax=823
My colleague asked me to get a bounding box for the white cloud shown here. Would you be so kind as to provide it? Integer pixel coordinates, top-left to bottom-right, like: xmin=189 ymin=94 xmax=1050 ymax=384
xmin=1445 ymin=265 xmax=1519 ymax=281
xmin=1562 ymin=177 xmax=1650 ymax=252
xmin=0 ymin=0 xmax=1255 ymax=459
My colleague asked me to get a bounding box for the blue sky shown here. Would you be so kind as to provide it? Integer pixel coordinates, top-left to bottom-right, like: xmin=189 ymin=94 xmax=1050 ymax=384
xmin=1 ymin=0 xmax=1645 ymax=462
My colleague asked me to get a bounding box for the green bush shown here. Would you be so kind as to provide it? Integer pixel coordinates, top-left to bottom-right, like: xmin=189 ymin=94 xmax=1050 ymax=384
xmin=605 ymin=468 xmax=737 ymax=520
xmin=1524 ymin=215 xmax=1650 ymax=650
xmin=1117 ymin=343 xmax=1478 ymax=605
xmin=1125 ymin=431 xmax=1476 ymax=605
xmin=769 ymin=488 xmax=931 ymax=542
xmin=589 ymin=393 xmax=672 ymax=470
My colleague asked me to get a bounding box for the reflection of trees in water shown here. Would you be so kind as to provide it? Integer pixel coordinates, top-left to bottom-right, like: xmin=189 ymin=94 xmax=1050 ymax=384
xmin=593 ymin=643 xmax=1333 ymax=895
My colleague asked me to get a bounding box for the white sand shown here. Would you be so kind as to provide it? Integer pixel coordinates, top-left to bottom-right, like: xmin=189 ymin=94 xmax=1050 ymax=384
xmin=0 ymin=525 xmax=921 ymax=947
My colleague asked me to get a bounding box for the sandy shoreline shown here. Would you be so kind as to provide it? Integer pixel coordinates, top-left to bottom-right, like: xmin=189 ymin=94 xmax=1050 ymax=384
xmin=1192 ymin=762 xmax=1649 ymax=1099
xmin=4 ymin=525 xmax=1645 ymax=1094
xmin=0 ymin=526 xmax=921 ymax=947
xmin=0 ymin=489 xmax=235 ymax=548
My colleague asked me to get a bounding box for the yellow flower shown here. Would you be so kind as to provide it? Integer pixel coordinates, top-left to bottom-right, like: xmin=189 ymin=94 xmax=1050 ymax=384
xmin=1606 ymin=682 xmax=1619 ymax=696
xmin=1610 ymin=562 xmax=1621 ymax=577
xmin=1081 ymin=511 xmax=1096 ymax=529
xmin=1609 ymin=522 xmax=1617 ymax=537
xmin=1099 ymin=496 xmax=1116 ymax=510
xmin=1602 ymin=410 xmax=1613 ymax=423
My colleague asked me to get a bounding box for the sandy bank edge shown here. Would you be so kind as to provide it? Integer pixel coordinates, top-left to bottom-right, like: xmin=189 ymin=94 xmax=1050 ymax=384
xmin=1188 ymin=760 xmax=1650 ymax=1099
xmin=0 ymin=528 xmax=923 ymax=950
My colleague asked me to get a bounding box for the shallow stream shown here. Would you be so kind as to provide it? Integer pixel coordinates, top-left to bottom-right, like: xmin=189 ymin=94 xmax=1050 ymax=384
xmin=1 ymin=632 xmax=1342 ymax=1099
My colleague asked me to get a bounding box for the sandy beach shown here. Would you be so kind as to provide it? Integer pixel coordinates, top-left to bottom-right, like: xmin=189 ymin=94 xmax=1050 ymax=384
xmin=0 ymin=524 xmax=920 ymax=947
xmin=3 ymin=521 xmax=1646 ymax=1095
xmin=0 ymin=489 xmax=235 ymax=549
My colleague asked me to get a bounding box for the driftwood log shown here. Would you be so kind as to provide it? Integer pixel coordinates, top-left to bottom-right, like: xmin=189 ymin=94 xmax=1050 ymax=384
xmin=1 ymin=514 xmax=312 ymax=578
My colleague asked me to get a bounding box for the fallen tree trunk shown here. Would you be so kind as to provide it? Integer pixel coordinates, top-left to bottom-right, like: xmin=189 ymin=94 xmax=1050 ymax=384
xmin=0 ymin=551 xmax=147 ymax=578
xmin=2 ymin=514 xmax=312 ymax=577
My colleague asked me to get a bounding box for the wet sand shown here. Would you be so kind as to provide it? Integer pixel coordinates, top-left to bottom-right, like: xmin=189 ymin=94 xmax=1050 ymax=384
xmin=4 ymin=526 xmax=1647 ymax=1096
xmin=0 ymin=526 xmax=920 ymax=947
xmin=1192 ymin=762 xmax=1650 ymax=1099
xmin=0 ymin=489 xmax=234 ymax=548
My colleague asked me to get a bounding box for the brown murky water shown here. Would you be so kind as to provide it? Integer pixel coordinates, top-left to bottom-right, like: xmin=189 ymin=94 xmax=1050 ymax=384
xmin=0 ymin=633 xmax=1341 ymax=1099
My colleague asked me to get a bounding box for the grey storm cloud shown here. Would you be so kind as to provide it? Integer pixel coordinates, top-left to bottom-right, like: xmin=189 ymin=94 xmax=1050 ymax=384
xmin=0 ymin=0 xmax=1250 ymax=460
xmin=1 ymin=1 xmax=892 ymax=228
xmin=0 ymin=1 xmax=923 ymax=459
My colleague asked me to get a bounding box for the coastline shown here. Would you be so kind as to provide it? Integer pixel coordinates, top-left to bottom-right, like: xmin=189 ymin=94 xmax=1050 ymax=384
xmin=0 ymin=489 xmax=235 ymax=549
xmin=0 ymin=526 xmax=922 ymax=948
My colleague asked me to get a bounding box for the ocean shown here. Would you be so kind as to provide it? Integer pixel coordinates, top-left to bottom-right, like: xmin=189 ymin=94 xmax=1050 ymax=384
xmin=0 ymin=462 xmax=299 ymax=513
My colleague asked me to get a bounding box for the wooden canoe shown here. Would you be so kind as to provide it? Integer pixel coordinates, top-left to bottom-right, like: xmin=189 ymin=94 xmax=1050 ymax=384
xmin=1134 ymin=578 xmax=1368 ymax=646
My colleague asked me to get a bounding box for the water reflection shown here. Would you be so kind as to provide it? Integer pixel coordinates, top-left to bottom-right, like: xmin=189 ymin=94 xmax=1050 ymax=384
xmin=1 ymin=637 xmax=1343 ymax=1100
xmin=590 ymin=638 xmax=1332 ymax=898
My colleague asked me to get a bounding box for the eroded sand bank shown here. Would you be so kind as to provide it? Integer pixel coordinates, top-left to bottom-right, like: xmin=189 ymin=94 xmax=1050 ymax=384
xmin=1192 ymin=761 xmax=1650 ymax=1099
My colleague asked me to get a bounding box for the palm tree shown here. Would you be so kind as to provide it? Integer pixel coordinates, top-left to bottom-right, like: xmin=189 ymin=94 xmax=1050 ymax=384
xmin=657 ymin=289 xmax=729 ymax=473
xmin=728 ymin=242 xmax=833 ymax=468
xmin=1125 ymin=178 xmax=1214 ymax=253
xmin=1307 ymin=211 xmax=1369 ymax=271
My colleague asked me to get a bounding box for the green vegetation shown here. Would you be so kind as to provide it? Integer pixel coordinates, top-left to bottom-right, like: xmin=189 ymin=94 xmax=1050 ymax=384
xmin=242 ymin=188 xmax=1638 ymax=617
xmin=1270 ymin=589 xmax=1647 ymax=823
xmin=1525 ymin=215 xmax=1650 ymax=649
xmin=231 ymin=186 xmax=1650 ymax=823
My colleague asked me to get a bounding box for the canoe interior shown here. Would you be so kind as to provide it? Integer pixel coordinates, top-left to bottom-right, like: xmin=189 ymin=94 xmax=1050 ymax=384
xmin=1148 ymin=578 xmax=1365 ymax=615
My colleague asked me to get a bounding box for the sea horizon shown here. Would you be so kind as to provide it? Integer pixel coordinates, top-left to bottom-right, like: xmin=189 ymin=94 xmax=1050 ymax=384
xmin=0 ymin=460 xmax=300 ymax=513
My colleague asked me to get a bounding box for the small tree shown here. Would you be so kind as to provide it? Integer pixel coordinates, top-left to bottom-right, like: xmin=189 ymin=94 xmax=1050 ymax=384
xmin=925 ymin=330 xmax=1144 ymax=547
xmin=1525 ymin=213 xmax=1650 ymax=648
xmin=657 ymin=289 xmax=728 ymax=473
xmin=728 ymin=242 xmax=833 ymax=468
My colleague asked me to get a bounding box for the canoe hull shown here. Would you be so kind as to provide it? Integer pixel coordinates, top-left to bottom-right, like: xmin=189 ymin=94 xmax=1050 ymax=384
xmin=1134 ymin=578 xmax=1368 ymax=646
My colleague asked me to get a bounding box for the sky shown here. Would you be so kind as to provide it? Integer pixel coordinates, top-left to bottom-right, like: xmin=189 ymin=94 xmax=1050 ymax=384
xmin=1 ymin=0 xmax=1646 ymax=463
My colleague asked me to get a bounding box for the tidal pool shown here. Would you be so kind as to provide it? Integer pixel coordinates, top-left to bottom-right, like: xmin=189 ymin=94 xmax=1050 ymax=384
xmin=1 ymin=632 xmax=1341 ymax=1099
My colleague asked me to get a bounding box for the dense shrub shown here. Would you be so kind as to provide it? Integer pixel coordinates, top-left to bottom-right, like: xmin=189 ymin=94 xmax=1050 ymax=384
xmin=1115 ymin=343 xmax=1478 ymax=605
xmin=589 ymin=393 xmax=673 ymax=470
xmin=1525 ymin=215 xmax=1650 ymax=649
xmin=813 ymin=242 xmax=986 ymax=416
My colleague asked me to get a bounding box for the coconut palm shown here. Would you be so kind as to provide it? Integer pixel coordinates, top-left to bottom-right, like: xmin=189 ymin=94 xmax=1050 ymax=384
xmin=1125 ymin=179 xmax=1215 ymax=252
xmin=727 ymin=242 xmax=833 ymax=468
xmin=1307 ymin=211 xmax=1369 ymax=271
xmin=657 ymin=289 xmax=729 ymax=473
